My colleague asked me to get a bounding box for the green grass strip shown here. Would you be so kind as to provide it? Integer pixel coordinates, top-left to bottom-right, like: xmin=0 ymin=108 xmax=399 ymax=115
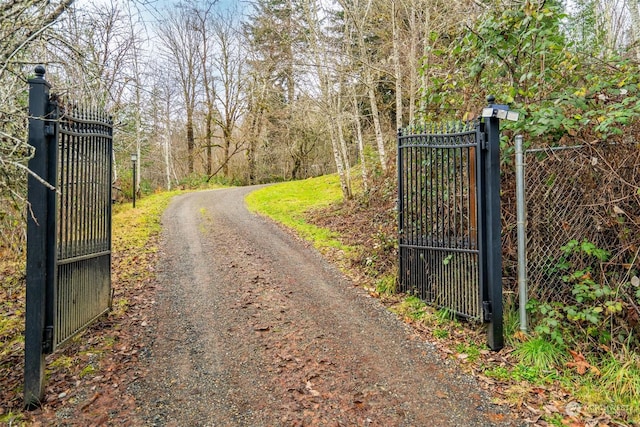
xmin=245 ymin=175 xmax=351 ymax=255
xmin=112 ymin=190 xmax=184 ymax=253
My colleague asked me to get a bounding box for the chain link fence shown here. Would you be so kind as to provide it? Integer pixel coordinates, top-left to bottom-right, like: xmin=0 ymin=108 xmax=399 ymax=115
xmin=504 ymin=141 xmax=640 ymax=306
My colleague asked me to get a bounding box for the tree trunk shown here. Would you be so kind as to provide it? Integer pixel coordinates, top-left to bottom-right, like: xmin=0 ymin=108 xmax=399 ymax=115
xmin=420 ymin=3 xmax=431 ymax=126
xmin=408 ymin=1 xmax=417 ymax=124
xmin=366 ymin=83 xmax=386 ymax=170
xmin=352 ymin=90 xmax=368 ymax=193
xmin=336 ymin=91 xmax=352 ymax=197
xmin=246 ymin=109 xmax=259 ymax=185
xmin=205 ymin=112 xmax=213 ymax=175
xmin=164 ymin=92 xmax=173 ymax=190
xmin=302 ymin=0 xmax=351 ymax=199
xmin=186 ymin=107 xmax=195 ymax=174
xmin=355 ymin=0 xmax=387 ymax=171
xmin=328 ymin=114 xmax=352 ymax=200
xmin=223 ymin=123 xmax=231 ymax=177
xmin=247 ymin=78 xmax=267 ymax=184
xmin=392 ymin=1 xmax=403 ymax=131
xmin=629 ymin=0 xmax=640 ymax=60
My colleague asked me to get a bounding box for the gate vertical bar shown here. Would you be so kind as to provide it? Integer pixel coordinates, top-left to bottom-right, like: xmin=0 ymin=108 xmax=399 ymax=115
xmin=45 ymin=98 xmax=58 ymax=349
xmin=25 ymin=65 xmax=54 ymax=407
xmin=481 ymin=96 xmax=504 ymax=351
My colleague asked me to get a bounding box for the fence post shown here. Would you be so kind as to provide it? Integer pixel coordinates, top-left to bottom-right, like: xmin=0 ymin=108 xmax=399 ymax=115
xmin=481 ymin=96 xmax=504 ymax=351
xmin=24 ymin=65 xmax=55 ymax=407
xmin=515 ymin=135 xmax=528 ymax=333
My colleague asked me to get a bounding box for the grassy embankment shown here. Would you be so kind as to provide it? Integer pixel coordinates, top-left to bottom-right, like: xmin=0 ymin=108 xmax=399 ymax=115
xmin=245 ymin=175 xmax=353 ymax=258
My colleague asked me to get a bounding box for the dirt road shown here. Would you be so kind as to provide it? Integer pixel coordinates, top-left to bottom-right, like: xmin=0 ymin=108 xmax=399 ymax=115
xmin=133 ymin=187 xmax=519 ymax=426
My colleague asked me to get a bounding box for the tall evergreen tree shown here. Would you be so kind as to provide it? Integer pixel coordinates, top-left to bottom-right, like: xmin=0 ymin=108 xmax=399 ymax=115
xmin=244 ymin=0 xmax=305 ymax=180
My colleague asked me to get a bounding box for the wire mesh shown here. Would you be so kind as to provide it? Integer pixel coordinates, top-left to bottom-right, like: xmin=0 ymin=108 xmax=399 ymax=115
xmin=519 ymin=143 xmax=640 ymax=304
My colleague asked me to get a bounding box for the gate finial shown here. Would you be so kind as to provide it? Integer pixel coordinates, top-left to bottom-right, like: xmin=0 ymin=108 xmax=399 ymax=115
xmin=34 ymin=65 xmax=46 ymax=79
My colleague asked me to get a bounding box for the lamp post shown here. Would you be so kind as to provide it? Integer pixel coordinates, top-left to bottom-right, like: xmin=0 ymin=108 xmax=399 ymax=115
xmin=131 ymin=153 xmax=137 ymax=208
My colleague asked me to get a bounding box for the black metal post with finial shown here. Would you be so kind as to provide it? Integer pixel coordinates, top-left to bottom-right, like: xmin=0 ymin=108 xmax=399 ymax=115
xmin=479 ymin=94 xmax=505 ymax=351
xmin=24 ymin=65 xmax=57 ymax=408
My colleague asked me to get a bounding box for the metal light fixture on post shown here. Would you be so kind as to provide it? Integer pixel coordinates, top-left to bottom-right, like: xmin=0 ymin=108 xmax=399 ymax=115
xmin=131 ymin=153 xmax=137 ymax=208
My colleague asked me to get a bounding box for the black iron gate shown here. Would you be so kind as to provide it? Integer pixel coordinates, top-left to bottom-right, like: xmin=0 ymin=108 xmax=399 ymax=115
xmin=25 ymin=66 xmax=113 ymax=406
xmin=398 ymin=121 xmax=483 ymax=318
xmin=398 ymin=99 xmax=509 ymax=350
xmin=55 ymin=96 xmax=113 ymax=348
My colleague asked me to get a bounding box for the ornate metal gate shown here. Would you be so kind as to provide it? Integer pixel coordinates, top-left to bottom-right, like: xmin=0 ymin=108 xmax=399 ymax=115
xmin=397 ymin=121 xmax=483 ymax=319
xmin=25 ymin=66 xmax=113 ymax=405
xmin=54 ymin=95 xmax=113 ymax=349
xmin=398 ymin=100 xmax=510 ymax=350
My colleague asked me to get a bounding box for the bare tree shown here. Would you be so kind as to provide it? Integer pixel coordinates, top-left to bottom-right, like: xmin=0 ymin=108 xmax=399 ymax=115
xmin=626 ymin=0 xmax=640 ymax=59
xmin=0 ymin=0 xmax=74 ymax=69
xmin=208 ymin=9 xmax=247 ymax=180
xmin=1 ymin=0 xmax=75 ymax=241
xmin=189 ymin=0 xmax=218 ymax=176
xmin=407 ymin=1 xmax=419 ymax=124
xmin=124 ymin=1 xmax=151 ymax=197
xmin=241 ymin=38 xmax=272 ymax=185
xmin=300 ymin=0 xmax=352 ymax=199
xmin=146 ymin=69 xmax=178 ymax=190
xmin=351 ymin=89 xmax=369 ymax=192
xmin=392 ymin=1 xmax=403 ymax=130
xmin=158 ymin=6 xmax=202 ymax=175
xmin=243 ymin=0 xmax=306 ymax=182
xmin=337 ymin=0 xmax=389 ymax=171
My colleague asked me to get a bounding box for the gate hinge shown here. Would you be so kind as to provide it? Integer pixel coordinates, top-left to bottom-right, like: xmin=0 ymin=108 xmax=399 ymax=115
xmin=482 ymin=301 xmax=492 ymax=322
xmin=481 ymin=131 xmax=489 ymax=151
xmin=45 ymin=98 xmax=58 ymax=137
xmin=43 ymin=326 xmax=54 ymax=354
xmin=477 ymin=121 xmax=488 ymax=150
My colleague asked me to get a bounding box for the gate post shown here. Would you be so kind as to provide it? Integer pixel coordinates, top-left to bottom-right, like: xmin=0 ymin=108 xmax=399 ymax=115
xmin=24 ymin=65 xmax=55 ymax=407
xmin=481 ymin=96 xmax=505 ymax=351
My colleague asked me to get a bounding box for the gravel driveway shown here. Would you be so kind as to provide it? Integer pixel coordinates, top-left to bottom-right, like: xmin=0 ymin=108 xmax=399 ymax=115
xmin=133 ymin=187 xmax=520 ymax=426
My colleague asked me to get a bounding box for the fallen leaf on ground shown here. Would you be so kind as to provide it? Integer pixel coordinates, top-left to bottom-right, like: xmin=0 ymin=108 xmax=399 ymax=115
xmin=565 ymin=401 xmax=581 ymax=417
xmin=566 ymin=350 xmax=593 ymax=375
